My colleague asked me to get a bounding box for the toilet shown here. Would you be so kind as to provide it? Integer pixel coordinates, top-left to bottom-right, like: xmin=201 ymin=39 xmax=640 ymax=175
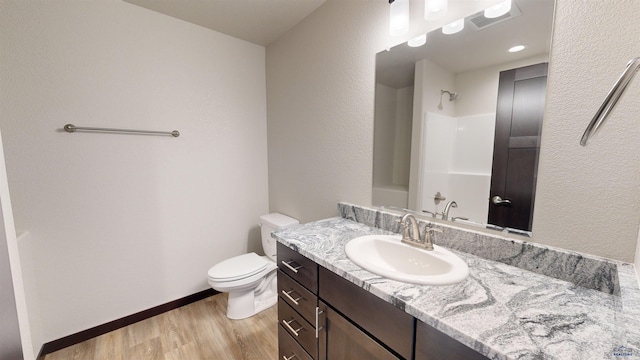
xmin=207 ymin=213 xmax=299 ymax=319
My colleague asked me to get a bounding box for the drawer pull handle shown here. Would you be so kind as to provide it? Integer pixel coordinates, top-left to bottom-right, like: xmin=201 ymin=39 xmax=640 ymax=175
xmin=281 ymin=260 xmax=303 ymax=273
xmin=283 ymin=354 xmax=298 ymax=360
xmin=282 ymin=318 xmax=304 ymax=337
xmin=281 ymin=289 xmax=303 ymax=305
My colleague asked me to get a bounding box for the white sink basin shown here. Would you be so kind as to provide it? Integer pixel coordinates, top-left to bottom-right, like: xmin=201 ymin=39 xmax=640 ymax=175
xmin=344 ymin=234 xmax=469 ymax=286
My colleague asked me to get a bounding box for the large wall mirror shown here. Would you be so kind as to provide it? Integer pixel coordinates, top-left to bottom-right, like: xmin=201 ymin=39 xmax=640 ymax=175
xmin=372 ymin=0 xmax=555 ymax=235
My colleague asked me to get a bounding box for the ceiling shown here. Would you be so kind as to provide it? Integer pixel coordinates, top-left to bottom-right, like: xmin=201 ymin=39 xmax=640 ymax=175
xmin=376 ymin=0 xmax=555 ymax=89
xmin=124 ymin=0 xmax=326 ymax=46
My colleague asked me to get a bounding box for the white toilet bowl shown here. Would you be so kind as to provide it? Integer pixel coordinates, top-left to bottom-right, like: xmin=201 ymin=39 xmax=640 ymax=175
xmin=207 ymin=213 xmax=299 ymax=320
xmin=208 ymin=253 xmax=277 ymax=319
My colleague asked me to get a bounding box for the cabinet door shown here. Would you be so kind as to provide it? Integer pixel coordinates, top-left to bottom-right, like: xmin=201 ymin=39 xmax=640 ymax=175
xmin=415 ymin=320 xmax=488 ymax=360
xmin=319 ymin=267 xmax=413 ymax=359
xmin=320 ymin=301 xmax=399 ymax=360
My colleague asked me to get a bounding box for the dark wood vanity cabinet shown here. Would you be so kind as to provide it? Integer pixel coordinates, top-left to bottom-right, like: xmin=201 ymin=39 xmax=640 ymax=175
xmin=415 ymin=320 xmax=488 ymax=360
xmin=277 ymin=242 xmax=488 ymax=360
xmin=277 ymin=241 xmax=402 ymax=360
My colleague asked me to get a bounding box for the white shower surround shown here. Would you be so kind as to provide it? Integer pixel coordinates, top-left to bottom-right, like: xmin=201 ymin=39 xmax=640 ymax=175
xmin=419 ymin=112 xmax=495 ymax=222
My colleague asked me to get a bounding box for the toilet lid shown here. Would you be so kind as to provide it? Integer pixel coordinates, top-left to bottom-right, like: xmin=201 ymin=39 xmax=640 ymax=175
xmin=208 ymin=253 xmax=268 ymax=282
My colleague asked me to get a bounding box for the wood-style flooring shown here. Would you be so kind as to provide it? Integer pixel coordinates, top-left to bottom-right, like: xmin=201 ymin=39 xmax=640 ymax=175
xmin=44 ymin=293 xmax=277 ymax=360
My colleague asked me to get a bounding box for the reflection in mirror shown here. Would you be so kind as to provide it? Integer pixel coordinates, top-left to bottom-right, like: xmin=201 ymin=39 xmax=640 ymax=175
xmin=372 ymin=0 xmax=555 ymax=235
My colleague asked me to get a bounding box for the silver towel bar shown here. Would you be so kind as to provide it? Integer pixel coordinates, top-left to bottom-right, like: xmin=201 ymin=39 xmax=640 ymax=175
xmin=580 ymin=57 xmax=640 ymax=146
xmin=63 ymin=124 xmax=180 ymax=137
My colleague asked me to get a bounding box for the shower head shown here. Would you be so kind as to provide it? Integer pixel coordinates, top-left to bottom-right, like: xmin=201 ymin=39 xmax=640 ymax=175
xmin=441 ymin=90 xmax=458 ymax=101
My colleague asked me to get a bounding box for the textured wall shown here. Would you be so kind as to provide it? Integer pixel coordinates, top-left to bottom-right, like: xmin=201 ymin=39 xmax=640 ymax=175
xmin=0 ymin=0 xmax=269 ymax=342
xmin=532 ymin=0 xmax=640 ymax=262
xmin=266 ymin=0 xmax=388 ymax=223
xmin=636 ymin=226 xmax=640 ymax=280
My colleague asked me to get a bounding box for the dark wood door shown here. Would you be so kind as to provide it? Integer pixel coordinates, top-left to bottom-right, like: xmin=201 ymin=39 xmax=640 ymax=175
xmin=488 ymin=63 xmax=548 ymax=231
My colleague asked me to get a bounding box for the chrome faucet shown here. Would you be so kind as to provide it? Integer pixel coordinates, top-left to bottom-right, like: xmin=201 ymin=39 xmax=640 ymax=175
xmin=399 ymin=214 xmax=441 ymax=251
xmin=442 ymin=201 xmax=458 ymax=221
xmin=400 ymin=214 xmax=420 ymax=243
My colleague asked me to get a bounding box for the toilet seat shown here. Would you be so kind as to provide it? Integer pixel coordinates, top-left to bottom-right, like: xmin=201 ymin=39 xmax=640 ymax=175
xmin=208 ymin=253 xmax=270 ymax=283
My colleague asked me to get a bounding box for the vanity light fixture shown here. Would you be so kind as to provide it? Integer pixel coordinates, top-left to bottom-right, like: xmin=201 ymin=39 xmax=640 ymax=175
xmin=389 ymin=0 xmax=410 ymax=36
xmin=425 ymin=0 xmax=448 ymax=20
xmin=408 ymin=33 xmax=427 ymax=47
xmin=508 ymin=45 xmax=526 ymax=53
xmin=442 ymin=18 xmax=464 ymax=34
xmin=484 ymin=0 xmax=511 ymax=18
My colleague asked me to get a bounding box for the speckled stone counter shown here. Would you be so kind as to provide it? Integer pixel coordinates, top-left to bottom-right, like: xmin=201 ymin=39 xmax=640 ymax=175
xmin=273 ymin=217 xmax=640 ymax=360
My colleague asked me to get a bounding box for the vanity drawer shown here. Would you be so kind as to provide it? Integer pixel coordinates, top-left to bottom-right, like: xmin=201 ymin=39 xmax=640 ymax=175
xmin=279 ymin=324 xmax=314 ymax=360
xmin=319 ymin=267 xmax=414 ymax=360
xmin=279 ymin=299 xmax=317 ymax=358
xmin=278 ymin=270 xmax=317 ymax=323
xmin=277 ymin=242 xmax=318 ymax=293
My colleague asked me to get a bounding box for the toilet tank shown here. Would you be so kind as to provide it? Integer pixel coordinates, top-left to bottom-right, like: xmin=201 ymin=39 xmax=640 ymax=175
xmin=259 ymin=213 xmax=299 ymax=261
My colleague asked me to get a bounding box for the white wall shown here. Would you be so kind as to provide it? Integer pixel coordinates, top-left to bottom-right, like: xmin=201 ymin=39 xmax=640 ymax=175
xmin=268 ymin=0 xmax=640 ymax=262
xmin=532 ymin=0 xmax=640 ymax=262
xmin=0 ymin=0 xmax=269 ymax=344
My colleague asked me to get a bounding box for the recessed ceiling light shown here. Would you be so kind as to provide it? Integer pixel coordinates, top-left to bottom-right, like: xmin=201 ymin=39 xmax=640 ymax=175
xmin=508 ymin=45 xmax=526 ymax=53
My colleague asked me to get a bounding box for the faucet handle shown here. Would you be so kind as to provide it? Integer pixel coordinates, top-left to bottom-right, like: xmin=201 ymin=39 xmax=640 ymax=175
xmin=422 ymin=210 xmax=436 ymax=218
xmin=422 ymin=226 xmax=443 ymax=250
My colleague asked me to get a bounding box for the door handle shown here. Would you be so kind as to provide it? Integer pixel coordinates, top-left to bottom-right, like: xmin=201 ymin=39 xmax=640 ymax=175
xmin=315 ymin=307 xmax=324 ymax=339
xmin=492 ymin=196 xmax=512 ymax=206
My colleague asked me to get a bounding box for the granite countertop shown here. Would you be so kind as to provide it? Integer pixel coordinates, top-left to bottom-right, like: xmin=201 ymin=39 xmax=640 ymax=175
xmin=273 ymin=217 xmax=640 ymax=360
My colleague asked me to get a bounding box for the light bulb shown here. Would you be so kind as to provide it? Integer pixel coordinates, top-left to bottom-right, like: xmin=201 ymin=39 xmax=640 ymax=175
xmin=408 ymin=34 xmax=427 ymax=47
xmin=442 ymin=19 xmax=464 ymax=34
xmin=484 ymin=0 xmax=511 ymax=18
xmin=390 ymin=0 xmax=410 ymax=36
xmin=425 ymin=0 xmax=448 ymax=21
